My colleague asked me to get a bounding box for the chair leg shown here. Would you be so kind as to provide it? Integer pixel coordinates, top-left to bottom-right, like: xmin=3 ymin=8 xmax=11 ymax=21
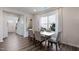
xmin=59 ymin=43 xmax=60 ymax=48
xmin=58 ymin=43 xmax=61 ymax=51
xmin=48 ymin=42 xmax=50 ymax=48
xmin=29 ymin=37 xmax=32 ymax=41
xmin=33 ymin=38 xmax=35 ymax=44
xmin=56 ymin=43 xmax=58 ymax=51
xmin=39 ymin=42 xmax=42 ymax=50
xmin=34 ymin=40 xmax=37 ymax=47
xmin=51 ymin=42 xmax=52 ymax=46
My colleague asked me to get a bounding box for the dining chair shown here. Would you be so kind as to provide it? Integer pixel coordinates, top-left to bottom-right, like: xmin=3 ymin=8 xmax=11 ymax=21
xmin=28 ymin=30 xmax=35 ymax=41
xmin=34 ymin=31 xmax=45 ymax=48
xmin=48 ymin=32 xmax=61 ymax=51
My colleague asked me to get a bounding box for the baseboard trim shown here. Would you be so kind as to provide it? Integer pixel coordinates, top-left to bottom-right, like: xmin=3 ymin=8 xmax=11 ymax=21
xmin=61 ymin=42 xmax=79 ymax=49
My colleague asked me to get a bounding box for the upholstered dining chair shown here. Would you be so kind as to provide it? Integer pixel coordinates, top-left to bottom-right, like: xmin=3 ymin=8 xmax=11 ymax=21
xmin=48 ymin=32 xmax=61 ymax=51
xmin=34 ymin=31 xmax=45 ymax=48
xmin=28 ymin=30 xmax=35 ymax=41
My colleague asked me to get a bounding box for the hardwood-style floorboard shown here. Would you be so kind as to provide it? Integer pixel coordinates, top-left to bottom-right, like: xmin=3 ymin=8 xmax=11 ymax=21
xmin=0 ymin=32 xmax=45 ymax=51
xmin=0 ymin=32 xmax=79 ymax=51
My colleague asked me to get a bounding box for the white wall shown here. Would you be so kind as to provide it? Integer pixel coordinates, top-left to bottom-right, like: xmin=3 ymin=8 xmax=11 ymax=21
xmin=16 ymin=16 xmax=24 ymax=36
xmin=32 ymin=15 xmax=40 ymax=32
xmin=0 ymin=8 xmax=3 ymax=42
xmin=23 ymin=16 xmax=28 ymax=37
xmin=57 ymin=8 xmax=63 ymax=43
xmin=62 ymin=7 xmax=79 ymax=47
xmin=3 ymin=12 xmax=8 ymax=38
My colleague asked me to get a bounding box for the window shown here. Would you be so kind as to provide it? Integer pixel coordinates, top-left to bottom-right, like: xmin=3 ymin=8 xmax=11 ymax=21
xmin=40 ymin=14 xmax=56 ymax=30
xmin=40 ymin=16 xmax=47 ymax=29
xmin=48 ymin=15 xmax=56 ymax=29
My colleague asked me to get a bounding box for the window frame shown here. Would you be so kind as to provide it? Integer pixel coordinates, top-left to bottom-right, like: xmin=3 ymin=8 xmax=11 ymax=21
xmin=40 ymin=14 xmax=56 ymax=30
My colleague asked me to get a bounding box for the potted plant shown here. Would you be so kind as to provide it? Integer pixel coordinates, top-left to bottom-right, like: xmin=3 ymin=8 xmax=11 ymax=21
xmin=50 ymin=23 xmax=55 ymax=31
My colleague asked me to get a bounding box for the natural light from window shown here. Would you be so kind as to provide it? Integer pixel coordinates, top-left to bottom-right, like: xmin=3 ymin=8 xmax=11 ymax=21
xmin=40 ymin=14 xmax=56 ymax=30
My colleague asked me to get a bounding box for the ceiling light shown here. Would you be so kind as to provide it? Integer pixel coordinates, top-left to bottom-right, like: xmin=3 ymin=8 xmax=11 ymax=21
xmin=33 ymin=9 xmax=37 ymax=12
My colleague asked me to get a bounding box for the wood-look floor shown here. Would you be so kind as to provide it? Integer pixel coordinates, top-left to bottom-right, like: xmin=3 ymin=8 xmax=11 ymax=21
xmin=0 ymin=32 xmax=45 ymax=51
xmin=0 ymin=32 xmax=79 ymax=51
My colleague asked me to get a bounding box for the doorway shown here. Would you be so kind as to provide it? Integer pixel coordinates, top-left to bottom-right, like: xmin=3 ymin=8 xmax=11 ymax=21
xmin=3 ymin=12 xmax=25 ymax=38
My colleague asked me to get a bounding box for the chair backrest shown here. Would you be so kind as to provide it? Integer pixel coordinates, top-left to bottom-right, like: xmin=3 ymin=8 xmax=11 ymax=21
xmin=56 ymin=32 xmax=61 ymax=42
xmin=28 ymin=30 xmax=34 ymax=37
xmin=34 ymin=31 xmax=42 ymax=42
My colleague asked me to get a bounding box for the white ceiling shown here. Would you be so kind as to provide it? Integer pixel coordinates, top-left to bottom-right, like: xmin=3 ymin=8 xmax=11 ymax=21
xmin=6 ymin=7 xmax=59 ymax=14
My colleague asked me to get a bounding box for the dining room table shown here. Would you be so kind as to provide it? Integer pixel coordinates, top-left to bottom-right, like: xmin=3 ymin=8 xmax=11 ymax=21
xmin=40 ymin=31 xmax=55 ymax=50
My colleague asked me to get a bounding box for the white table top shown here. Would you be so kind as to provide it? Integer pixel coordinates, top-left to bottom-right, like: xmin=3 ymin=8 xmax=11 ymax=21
xmin=40 ymin=31 xmax=55 ymax=36
xmin=28 ymin=29 xmax=32 ymax=30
